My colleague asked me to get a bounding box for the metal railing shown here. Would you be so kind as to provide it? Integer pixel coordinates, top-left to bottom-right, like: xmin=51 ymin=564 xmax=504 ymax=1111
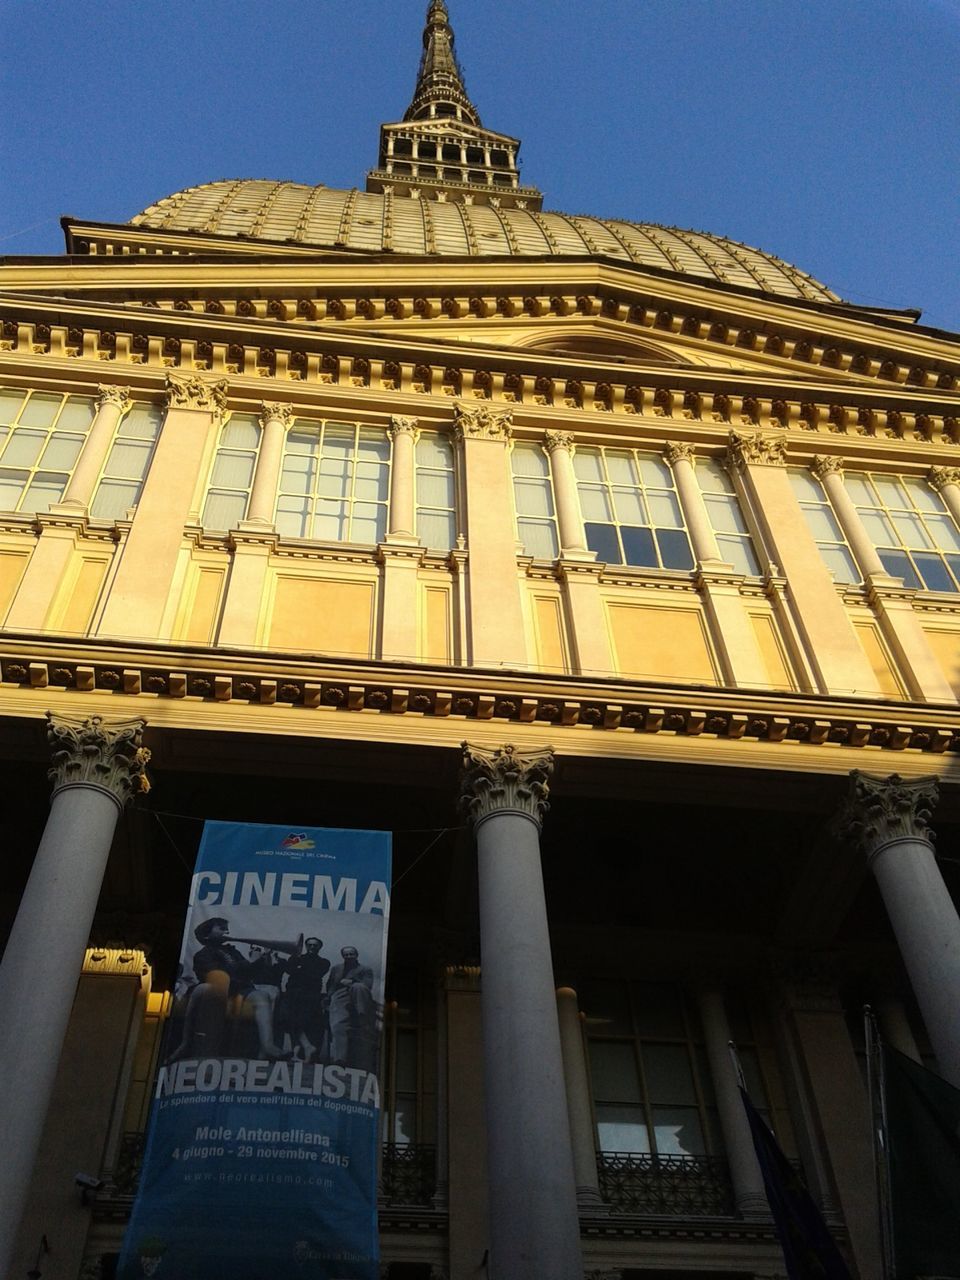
xmin=596 ymin=1151 xmax=735 ymax=1217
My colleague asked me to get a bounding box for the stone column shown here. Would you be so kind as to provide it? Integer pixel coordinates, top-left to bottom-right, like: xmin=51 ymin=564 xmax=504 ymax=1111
xmin=61 ymin=384 xmax=131 ymax=510
xmin=556 ymin=987 xmax=604 ymax=1211
xmin=839 ymin=771 xmax=960 ymax=1088
xmin=667 ymin=442 xmax=770 ymax=688
xmin=0 ymin=713 xmax=149 ymax=1277
xmin=696 ymin=987 xmax=767 ymax=1218
xmin=386 ymin=415 xmax=420 ymax=541
xmin=813 ymin=457 xmax=953 ymax=700
xmin=246 ymin=402 xmax=292 ymax=525
xmin=460 ymin=744 xmax=583 ymax=1279
xmin=543 ymin=431 xmax=588 ymax=554
xmin=727 ymin=431 xmax=879 ymax=696
xmin=929 ymin=466 xmax=960 ymax=529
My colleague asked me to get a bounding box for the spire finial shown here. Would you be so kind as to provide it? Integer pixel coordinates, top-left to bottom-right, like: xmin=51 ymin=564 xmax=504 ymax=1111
xmin=406 ymin=0 xmax=480 ymax=126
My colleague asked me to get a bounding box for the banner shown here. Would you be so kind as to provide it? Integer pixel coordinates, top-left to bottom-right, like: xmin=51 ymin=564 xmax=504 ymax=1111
xmin=118 ymin=821 xmax=391 ymax=1280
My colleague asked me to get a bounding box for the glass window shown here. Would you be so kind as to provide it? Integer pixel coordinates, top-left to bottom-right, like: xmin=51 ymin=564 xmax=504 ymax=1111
xmin=0 ymin=388 xmax=96 ymax=514
xmin=90 ymin=404 xmax=162 ymax=521
xmin=574 ymin=447 xmax=694 ymax=570
xmin=696 ymin=458 xmax=761 ymax=575
xmin=415 ymin=432 xmax=456 ymax=550
xmin=512 ymin=442 xmax=558 ymax=559
xmin=276 ymin=420 xmax=390 ymax=544
xmin=789 ymin=468 xmax=860 ymax=584
xmin=583 ymin=981 xmax=717 ymax=1160
xmin=201 ymin=414 xmax=262 ymax=531
xmin=847 ymin=472 xmax=960 ymax=593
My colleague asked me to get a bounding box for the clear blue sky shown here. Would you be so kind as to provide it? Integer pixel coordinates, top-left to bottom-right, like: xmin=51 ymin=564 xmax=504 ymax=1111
xmin=3 ymin=0 xmax=959 ymax=331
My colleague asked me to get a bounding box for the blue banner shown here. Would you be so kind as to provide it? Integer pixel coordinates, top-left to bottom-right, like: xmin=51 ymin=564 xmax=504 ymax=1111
xmin=118 ymin=821 xmax=392 ymax=1280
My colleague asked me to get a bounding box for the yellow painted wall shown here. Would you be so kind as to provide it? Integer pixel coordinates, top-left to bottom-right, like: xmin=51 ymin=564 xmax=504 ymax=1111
xmin=50 ymin=555 xmax=110 ymax=636
xmin=421 ymin=585 xmax=452 ymax=664
xmin=750 ymin=611 xmax=796 ymax=692
xmin=853 ymin=621 xmax=905 ymax=698
xmin=607 ymin=601 xmax=719 ymax=684
xmin=267 ymin=575 xmax=376 ymax=657
xmin=0 ymin=547 xmax=31 ymax=621
xmin=922 ymin=627 xmax=960 ymax=698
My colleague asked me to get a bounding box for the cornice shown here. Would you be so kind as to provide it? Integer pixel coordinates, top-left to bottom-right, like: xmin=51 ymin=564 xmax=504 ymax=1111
xmin=0 ymin=637 xmax=958 ymax=769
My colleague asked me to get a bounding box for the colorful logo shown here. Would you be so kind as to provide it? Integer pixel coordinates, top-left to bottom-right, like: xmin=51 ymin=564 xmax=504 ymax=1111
xmin=281 ymin=833 xmax=316 ymax=849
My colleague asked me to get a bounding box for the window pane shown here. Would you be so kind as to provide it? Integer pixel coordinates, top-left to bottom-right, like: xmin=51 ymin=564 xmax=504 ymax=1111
xmin=903 ymin=476 xmax=941 ymax=512
xmin=914 ymin=552 xmax=956 ymax=593
xmin=322 ymin=426 xmax=355 ymax=458
xmin=518 ymin=519 xmax=558 ymax=559
xmin=589 ymin=1043 xmax=642 ymax=1102
xmin=313 ymin=500 xmax=349 ymax=541
xmin=656 ymin=528 xmax=694 ymax=570
xmin=90 ymin=479 xmax=139 ymax=520
xmin=584 ymin=522 xmax=622 ymax=565
xmin=925 ymin=514 xmax=960 ymax=553
xmin=612 ymin=487 xmax=647 ymax=525
xmin=416 ymin=433 xmax=453 ymax=467
xmin=572 ymin=449 xmax=604 ymax=483
xmin=2 ymin=429 xmax=46 ymax=467
xmin=354 ymin=465 xmax=389 ymax=501
xmin=0 ymin=470 xmax=25 ymax=510
xmin=514 ymin=477 xmax=554 ymax=518
xmin=873 ymin=476 xmax=910 ymax=510
xmin=718 ymin=534 xmax=761 ymax=577
xmin=391 ymin=1096 xmax=417 ymax=1146
xmin=652 ymin=1106 xmax=705 ymax=1156
xmin=705 ymin=493 xmax=748 ymax=535
xmin=281 ymin=456 xmax=315 ymax=495
xmin=802 ymin=504 xmax=847 ymax=542
xmin=202 ymin=490 xmax=247 ymax=531
xmin=351 ymin=503 xmax=386 ymax=543
xmin=417 ymin=510 xmax=455 ymax=550
xmin=596 ymin=1104 xmax=649 ymax=1154
xmin=637 ymin=456 xmax=673 ymax=488
xmin=286 ymin=429 xmax=319 ymax=455
xmin=621 ymin=526 xmax=658 ymax=567
xmin=647 ymin=491 xmax=683 ymax=529
xmin=643 ymin=1044 xmax=697 ymax=1104
xmin=356 ymin=430 xmax=390 ymax=463
xmin=56 ymin=399 xmax=96 ymax=432
xmin=820 ymin=544 xmax=860 ymax=584
xmin=512 ymin=443 xmax=549 ymax=477
xmin=843 ymin=474 xmax=875 ymax=506
xmin=579 ymin=484 xmax=613 ymax=521
xmin=417 ymin=469 xmax=454 ymax=507
xmin=878 ymin=549 xmax=922 ymax=588
xmin=105 ymin=440 xmax=152 ymax=479
xmin=789 ymin=469 xmax=825 ymax=502
xmin=211 ymin=451 xmax=256 ymax=489
xmin=221 ymin=416 xmax=261 ymax=449
xmin=119 ymin=406 xmax=162 ymax=439
xmin=276 ymin=496 xmax=310 ymax=538
xmin=21 ymin=472 xmax=67 ymax=513
xmin=18 ymin=394 xmax=60 ymax=428
xmin=891 ymin=511 xmax=933 ymax=549
xmin=40 ymin=434 xmax=84 ymax=470
xmin=604 ymin=452 xmax=636 ymax=486
xmin=0 ymin=391 xmax=25 ymax=425
xmin=697 ymin=459 xmax=734 ymax=494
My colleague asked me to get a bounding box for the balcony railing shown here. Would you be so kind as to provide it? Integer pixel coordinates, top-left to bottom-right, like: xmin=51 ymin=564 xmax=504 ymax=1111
xmin=102 ymin=1134 xmax=437 ymax=1209
xmin=597 ymin=1151 xmax=735 ymax=1217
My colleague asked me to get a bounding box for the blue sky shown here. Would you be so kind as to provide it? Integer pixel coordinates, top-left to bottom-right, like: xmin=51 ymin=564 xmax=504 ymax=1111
xmin=3 ymin=0 xmax=959 ymax=331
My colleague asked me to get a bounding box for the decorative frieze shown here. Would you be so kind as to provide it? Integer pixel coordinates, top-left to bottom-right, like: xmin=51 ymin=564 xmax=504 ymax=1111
xmin=726 ymin=429 xmax=788 ymax=469
xmin=453 ymin=401 xmax=512 ymax=441
xmin=164 ymin=370 xmax=228 ymax=413
xmin=46 ymin=711 xmax=150 ymax=802
xmin=837 ymin=770 xmax=939 ymax=862
xmin=460 ymin=742 xmax=553 ymax=827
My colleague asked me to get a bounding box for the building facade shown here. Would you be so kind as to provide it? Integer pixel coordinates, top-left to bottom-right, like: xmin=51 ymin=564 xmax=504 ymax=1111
xmin=1 ymin=3 xmax=960 ymax=1277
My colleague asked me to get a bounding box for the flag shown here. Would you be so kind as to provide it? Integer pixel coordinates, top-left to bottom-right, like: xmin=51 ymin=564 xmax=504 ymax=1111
xmin=739 ymin=1086 xmax=853 ymax=1280
xmin=881 ymin=1044 xmax=960 ymax=1279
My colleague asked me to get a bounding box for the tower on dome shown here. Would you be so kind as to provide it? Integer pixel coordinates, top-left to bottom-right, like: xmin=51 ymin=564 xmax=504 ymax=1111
xmin=366 ymin=0 xmax=543 ymax=211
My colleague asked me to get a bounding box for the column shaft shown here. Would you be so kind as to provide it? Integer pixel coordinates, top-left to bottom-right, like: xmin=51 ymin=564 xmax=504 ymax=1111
xmin=387 ymin=416 xmax=419 ymax=540
xmin=247 ymin=404 xmax=291 ymax=524
xmin=668 ymin=446 xmax=722 ymax=564
xmin=475 ymin=811 xmax=583 ymax=1277
xmin=815 ymin=463 xmax=886 ymax=578
xmin=545 ymin=433 xmax=587 ymax=554
xmin=697 ymin=988 xmax=767 ymax=1218
xmin=60 ymin=386 xmax=129 ymax=510
xmin=556 ymin=987 xmax=604 ymax=1209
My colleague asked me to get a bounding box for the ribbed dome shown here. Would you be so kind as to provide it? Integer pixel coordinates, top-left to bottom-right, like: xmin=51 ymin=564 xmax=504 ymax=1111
xmin=131 ymin=180 xmax=839 ymax=304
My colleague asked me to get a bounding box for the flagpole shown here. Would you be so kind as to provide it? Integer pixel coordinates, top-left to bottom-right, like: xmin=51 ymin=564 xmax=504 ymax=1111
xmin=864 ymin=1005 xmax=894 ymax=1279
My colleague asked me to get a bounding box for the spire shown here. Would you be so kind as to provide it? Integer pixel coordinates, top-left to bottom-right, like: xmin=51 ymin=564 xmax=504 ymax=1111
xmin=366 ymin=1 xmax=543 ymax=212
xmin=406 ymin=0 xmax=481 ymax=127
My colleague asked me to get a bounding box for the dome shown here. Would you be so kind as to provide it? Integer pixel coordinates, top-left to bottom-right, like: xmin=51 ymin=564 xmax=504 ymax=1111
xmin=130 ymin=180 xmax=839 ymax=304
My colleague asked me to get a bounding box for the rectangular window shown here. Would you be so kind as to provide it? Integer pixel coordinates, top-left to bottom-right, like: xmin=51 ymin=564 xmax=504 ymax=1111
xmin=788 ymin=468 xmax=860 ymax=584
xmin=574 ymin=447 xmax=694 ymax=570
xmin=276 ymin=421 xmax=390 ymax=544
xmin=845 ymin=472 xmax=960 ymax=593
xmin=90 ymin=404 xmax=163 ymax=521
xmin=201 ymin=414 xmax=262 ymax=531
xmin=696 ymin=458 xmax=761 ymax=576
xmin=415 ymin=432 xmax=456 ymax=551
xmin=512 ymin=441 xmax=558 ymax=559
xmin=0 ymin=388 xmax=96 ymax=514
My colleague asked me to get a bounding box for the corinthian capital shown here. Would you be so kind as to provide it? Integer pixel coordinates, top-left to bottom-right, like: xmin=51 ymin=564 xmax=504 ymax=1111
xmin=812 ymin=455 xmax=844 ymax=480
xmin=726 ymin=430 xmax=787 ymax=470
xmin=837 ymin=770 xmax=939 ymax=864
xmin=259 ymin=402 xmax=294 ymax=430
xmin=388 ymin=415 xmax=420 ymax=441
xmin=453 ymin=401 xmax=512 ymax=441
xmin=543 ymin=429 xmax=575 ymax=454
xmin=460 ymin=742 xmax=553 ymax=829
xmin=164 ymin=370 xmax=229 ymax=414
xmin=97 ymin=384 xmax=132 ymax=412
xmin=663 ymin=441 xmax=695 ymax=466
xmin=929 ymin=466 xmax=960 ymax=493
xmin=47 ymin=713 xmax=150 ymax=806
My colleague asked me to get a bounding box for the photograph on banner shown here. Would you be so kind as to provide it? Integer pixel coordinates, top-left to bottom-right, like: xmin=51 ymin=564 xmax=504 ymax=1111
xmin=117 ymin=821 xmax=391 ymax=1280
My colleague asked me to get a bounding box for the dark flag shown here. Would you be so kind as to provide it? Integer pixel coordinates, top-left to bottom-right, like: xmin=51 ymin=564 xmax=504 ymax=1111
xmin=881 ymin=1044 xmax=960 ymax=1279
xmin=739 ymin=1086 xmax=853 ymax=1280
